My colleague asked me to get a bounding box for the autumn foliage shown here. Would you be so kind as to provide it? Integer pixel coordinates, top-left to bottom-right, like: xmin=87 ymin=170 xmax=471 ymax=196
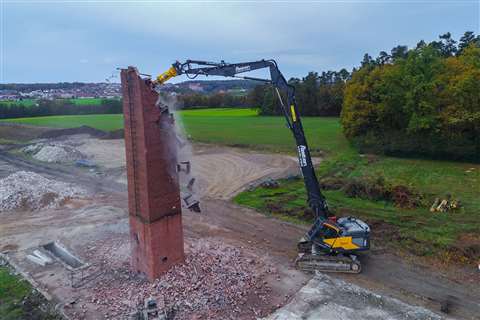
xmin=341 ymin=37 xmax=480 ymax=162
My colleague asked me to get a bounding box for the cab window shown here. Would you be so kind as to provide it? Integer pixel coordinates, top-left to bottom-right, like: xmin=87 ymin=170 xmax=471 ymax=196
xmin=322 ymin=224 xmax=339 ymax=239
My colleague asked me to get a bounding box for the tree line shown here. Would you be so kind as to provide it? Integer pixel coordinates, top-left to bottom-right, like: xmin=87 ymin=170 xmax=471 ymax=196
xmin=341 ymin=31 xmax=480 ymax=161
xmin=178 ymin=69 xmax=349 ymax=117
xmin=0 ymin=99 xmax=122 ymax=119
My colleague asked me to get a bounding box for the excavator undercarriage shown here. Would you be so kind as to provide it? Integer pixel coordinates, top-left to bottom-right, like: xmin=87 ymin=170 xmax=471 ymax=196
xmin=296 ymin=238 xmax=362 ymax=274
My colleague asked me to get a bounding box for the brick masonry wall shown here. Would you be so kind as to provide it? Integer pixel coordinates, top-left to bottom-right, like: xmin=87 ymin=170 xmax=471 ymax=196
xmin=121 ymin=67 xmax=184 ymax=280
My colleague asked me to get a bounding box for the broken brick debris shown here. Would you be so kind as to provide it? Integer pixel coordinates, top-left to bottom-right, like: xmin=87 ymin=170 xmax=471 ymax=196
xmin=77 ymin=238 xmax=275 ymax=320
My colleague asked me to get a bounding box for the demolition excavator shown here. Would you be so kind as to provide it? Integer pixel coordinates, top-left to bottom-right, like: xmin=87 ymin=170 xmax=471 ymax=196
xmin=154 ymin=59 xmax=371 ymax=273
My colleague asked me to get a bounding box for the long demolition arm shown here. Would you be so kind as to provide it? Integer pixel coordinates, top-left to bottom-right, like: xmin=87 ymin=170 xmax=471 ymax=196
xmin=157 ymin=59 xmax=329 ymax=220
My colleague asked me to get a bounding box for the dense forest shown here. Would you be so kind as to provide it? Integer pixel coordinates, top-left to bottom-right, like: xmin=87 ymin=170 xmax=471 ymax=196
xmin=341 ymin=31 xmax=480 ymax=161
xmin=0 ymin=99 xmax=122 ymax=119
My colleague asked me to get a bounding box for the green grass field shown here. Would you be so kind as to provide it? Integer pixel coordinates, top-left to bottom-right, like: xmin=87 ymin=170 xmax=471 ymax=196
xmin=68 ymin=97 xmax=104 ymax=105
xmin=0 ymin=97 xmax=111 ymax=108
xmin=0 ymin=114 xmax=124 ymax=131
xmin=0 ymin=99 xmax=37 ymax=107
xmin=179 ymin=108 xmax=344 ymax=154
xmin=0 ymin=108 xmax=478 ymax=260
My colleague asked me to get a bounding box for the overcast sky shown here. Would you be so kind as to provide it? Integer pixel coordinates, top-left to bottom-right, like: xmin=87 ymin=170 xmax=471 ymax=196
xmin=1 ymin=0 xmax=479 ymax=83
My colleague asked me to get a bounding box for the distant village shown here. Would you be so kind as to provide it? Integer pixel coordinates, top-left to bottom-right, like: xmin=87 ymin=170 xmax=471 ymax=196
xmin=0 ymin=83 xmax=122 ymax=101
xmin=0 ymin=79 xmax=255 ymax=103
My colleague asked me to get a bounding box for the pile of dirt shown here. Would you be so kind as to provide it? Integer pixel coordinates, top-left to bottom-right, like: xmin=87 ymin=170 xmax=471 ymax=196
xmin=0 ymin=171 xmax=85 ymax=211
xmin=86 ymin=239 xmax=274 ymax=319
xmin=23 ymin=142 xmax=86 ymax=163
xmin=38 ymin=125 xmax=106 ymax=139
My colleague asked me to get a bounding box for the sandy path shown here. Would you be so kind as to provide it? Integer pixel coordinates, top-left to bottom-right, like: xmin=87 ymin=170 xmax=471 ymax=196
xmin=78 ymin=138 xmax=299 ymax=200
xmin=191 ymin=149 xmax=298 ymax=199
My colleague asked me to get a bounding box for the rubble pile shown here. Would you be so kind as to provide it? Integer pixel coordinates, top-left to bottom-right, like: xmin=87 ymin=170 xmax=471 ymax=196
xmin=23 ymin=142 xmax=86 ymax=163
xmin=0 ymin=171 xmax=85 ymax=211
xmin=86 ymin=239 xmax=274 ymax=319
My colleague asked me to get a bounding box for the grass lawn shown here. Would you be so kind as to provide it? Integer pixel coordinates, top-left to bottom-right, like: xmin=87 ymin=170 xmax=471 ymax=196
xmin=68 ymin=97 xmax=104 ymax=105
xmin=0 ymin=114 xmax=124 ymax=132
xmin=1 ymin=108 xmax=478 ymax=259
xmin=0 ymin=266 xmax=60 ymax=319
xmin=0 ymin=99 xmax=37 ymax=107
xmin=179 ymin=108 xmax=342 ymax=155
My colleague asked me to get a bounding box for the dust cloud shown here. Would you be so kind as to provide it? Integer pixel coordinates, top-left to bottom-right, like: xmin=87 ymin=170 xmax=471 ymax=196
xmin=156 ymin=92 xmax=201 ymax=212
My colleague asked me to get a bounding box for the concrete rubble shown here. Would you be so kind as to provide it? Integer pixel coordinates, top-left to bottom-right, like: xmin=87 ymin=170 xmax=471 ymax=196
xmin=23 ymin=142 xmax=86 ymax=163
xmin=264 ymin=272 xmax=444 ymax=320
xmin=0 ymin=171 xmax=85 ymax=211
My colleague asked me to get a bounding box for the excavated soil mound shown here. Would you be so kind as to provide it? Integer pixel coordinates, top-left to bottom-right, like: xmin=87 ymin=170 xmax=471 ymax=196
xmin=39 ymin=125 xmax=106 ymax=139
xmin=0 ymin=171 xmax=85 ymax=211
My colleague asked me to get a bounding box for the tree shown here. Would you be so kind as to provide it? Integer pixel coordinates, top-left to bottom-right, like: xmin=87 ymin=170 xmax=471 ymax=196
xmin=416 ymin=40 xmax=427 ymax=49
xmin=458 ymin=31 xmax=477 ymax=54
xmin=259 ymin=88 xmax=278 ymax=115
xmin=376 ymin=51 xmax=391 ymax=65
xmin=391 ymin=45 xmax=408 ymax=61
xmin=361 ymin=53 xmax=375 ymax=68
xmin=246 ymin=84 xmax=267 ymax=108
xmin=439 ymin=32 xmax=457 ymax=56
xmin=338 ymin=68 xmax=350 ymax=81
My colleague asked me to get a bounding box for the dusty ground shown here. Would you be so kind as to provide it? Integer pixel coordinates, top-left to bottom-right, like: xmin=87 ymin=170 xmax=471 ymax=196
xmin=0 ymin=129 xmax=479 ymax=319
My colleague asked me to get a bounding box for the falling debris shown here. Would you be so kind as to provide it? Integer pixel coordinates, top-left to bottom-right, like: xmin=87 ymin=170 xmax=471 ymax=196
xmin=0 ymin=171 xmax=85 ymax=211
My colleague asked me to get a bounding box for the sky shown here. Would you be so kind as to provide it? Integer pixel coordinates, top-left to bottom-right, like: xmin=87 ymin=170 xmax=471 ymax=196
xmin=1 ymin=0 xmax=479 ymax=83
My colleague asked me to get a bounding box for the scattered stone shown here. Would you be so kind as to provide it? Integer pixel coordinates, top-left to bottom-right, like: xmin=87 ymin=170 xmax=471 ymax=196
xmin=0 ymin=171 xmax=86 ymax=211
xmin=24 ymin=142 xmax=86 ymax=163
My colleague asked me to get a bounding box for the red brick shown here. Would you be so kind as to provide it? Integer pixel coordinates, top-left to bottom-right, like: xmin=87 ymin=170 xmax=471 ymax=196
xmin=121 ymin=67 xmax=184 ymax=280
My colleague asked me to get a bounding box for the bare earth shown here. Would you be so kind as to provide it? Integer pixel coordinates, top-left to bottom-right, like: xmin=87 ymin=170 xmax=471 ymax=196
xmin=0 ymin=131 xmax=478 ymax=320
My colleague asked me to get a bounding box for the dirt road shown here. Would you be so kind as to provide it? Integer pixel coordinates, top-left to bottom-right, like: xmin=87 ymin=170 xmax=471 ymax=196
xmin=1 ymin=134 xmax=479 ymax=319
